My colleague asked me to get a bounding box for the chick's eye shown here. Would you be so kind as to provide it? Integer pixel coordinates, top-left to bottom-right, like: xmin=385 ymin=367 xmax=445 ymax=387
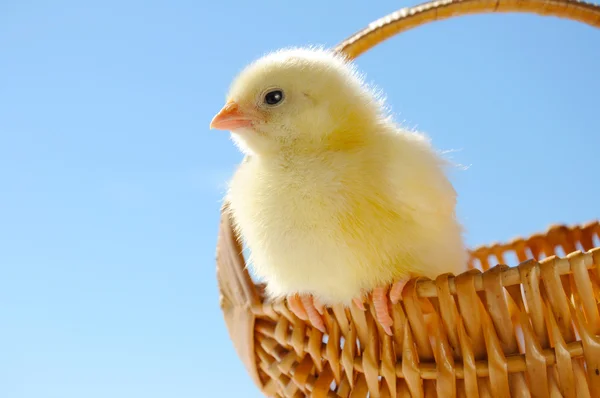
xmin=264 ymin=90 xmax=284 ymax=105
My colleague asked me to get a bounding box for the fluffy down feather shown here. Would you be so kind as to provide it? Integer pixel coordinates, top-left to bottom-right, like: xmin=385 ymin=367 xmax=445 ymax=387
xmin=211 ymin=47 xmax=467 ymax=334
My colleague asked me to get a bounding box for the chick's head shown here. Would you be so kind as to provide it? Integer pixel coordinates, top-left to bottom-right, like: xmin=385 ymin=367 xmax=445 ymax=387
xmin=210 ymin=47 xmax=384 ymax=155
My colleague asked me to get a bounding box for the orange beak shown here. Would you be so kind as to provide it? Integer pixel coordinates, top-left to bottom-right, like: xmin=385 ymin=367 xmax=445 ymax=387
xmin=210 ymin=100 xmax=257 ymax=131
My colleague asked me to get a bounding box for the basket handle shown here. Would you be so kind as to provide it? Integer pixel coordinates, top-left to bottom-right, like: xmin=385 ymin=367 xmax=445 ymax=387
xmin=334 ymin=0 xmax=600 ymax=59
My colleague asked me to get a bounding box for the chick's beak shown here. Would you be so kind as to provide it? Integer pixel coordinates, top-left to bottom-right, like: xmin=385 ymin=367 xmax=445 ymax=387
xmin=210 ymin=101 xmax=256 ymax=130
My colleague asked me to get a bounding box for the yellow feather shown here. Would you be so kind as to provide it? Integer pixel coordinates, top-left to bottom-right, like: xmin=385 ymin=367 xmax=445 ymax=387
xmin=222 ymin=47 xmax=467 ymax=306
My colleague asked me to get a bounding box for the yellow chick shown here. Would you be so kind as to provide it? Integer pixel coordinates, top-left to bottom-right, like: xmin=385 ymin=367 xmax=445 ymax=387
xmin=210 ymin=47 xmax=467 ymax=335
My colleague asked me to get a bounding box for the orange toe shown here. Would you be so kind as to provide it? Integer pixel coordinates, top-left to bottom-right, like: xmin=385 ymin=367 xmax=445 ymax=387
xmin=389 ymin=276 xmax=410 ymax=304
xmin=373 ymin=286 xmax=393 ymax=335
xmin=352 ymin=297 xmax=366 ymax=311
xmin=312 ymin=296 xmax=325 ymax=315
xmin=300 ymin=295 xmax=326 ymax=333
xmin=288 ymin=294 xmax=308 ymax=321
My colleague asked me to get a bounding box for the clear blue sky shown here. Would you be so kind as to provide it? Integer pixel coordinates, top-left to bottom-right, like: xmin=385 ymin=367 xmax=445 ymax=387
xmin=1 ymin=1 xmax=598 ymax=397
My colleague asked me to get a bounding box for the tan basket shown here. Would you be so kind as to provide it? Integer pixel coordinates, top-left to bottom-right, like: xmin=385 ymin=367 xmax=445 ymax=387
xmin=216 ymin=1 xmax=600 ymax=396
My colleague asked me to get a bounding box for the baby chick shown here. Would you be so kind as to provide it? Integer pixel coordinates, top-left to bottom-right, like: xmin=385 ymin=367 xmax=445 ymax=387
xmin=210 ymin=47 xmax=467 ymax=335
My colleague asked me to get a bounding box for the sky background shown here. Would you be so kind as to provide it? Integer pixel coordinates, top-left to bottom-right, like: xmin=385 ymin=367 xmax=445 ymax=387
xmin=1 ymin=1 xmax=598 ymax=397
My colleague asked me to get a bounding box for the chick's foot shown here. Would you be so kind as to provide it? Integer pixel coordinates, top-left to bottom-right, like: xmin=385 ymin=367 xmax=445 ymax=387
xmin=371 ymin=276 xmax=410 ymax=336
xmin=287 ymin=293 xmax=325 ymax=333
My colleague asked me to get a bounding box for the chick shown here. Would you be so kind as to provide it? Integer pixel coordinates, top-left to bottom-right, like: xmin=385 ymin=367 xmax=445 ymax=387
xmin=210 ymin=47 xmax=467 ymax=335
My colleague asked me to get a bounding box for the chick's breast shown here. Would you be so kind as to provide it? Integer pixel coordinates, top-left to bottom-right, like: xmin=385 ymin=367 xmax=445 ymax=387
xmin=227 ymin=141 xmax=456 ymax=305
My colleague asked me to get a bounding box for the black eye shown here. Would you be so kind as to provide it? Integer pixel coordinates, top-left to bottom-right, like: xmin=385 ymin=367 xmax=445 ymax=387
xmin=264 ymin=90 xmax=284 ymax=105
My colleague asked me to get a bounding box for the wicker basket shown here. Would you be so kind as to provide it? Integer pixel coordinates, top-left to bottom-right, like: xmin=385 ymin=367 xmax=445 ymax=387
xmin=216 ymin=1 xmax=600 ymax=396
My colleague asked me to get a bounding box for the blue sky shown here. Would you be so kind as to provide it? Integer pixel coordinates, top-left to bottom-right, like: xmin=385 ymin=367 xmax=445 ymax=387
xmin=0 ymin=1 xmax=598 ymax=397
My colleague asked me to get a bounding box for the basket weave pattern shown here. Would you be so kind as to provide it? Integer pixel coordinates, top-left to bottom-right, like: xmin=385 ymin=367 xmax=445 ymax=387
xmin=216 ymin=1 xmax=600 ymax=396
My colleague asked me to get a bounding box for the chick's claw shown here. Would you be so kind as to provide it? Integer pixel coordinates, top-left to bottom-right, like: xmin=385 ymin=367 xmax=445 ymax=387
xmin=389 ymin=276 xmax=410 ymax=304
xmin=288 ymin=294 xmax=308 ymax=321
xmin=373 ymin=286 xmax=394 ymax=335
xmin=287 ymin=294 xmax=326 ymax=333
xmin=373 ymin=277 xmax=411 ymax=336
xmin=352 ymin=297 xmax=366 ymax=311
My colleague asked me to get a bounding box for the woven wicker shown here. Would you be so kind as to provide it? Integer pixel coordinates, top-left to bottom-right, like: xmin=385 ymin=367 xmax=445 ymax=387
xmin=216 ymin=1 xmax=600 ymax=396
